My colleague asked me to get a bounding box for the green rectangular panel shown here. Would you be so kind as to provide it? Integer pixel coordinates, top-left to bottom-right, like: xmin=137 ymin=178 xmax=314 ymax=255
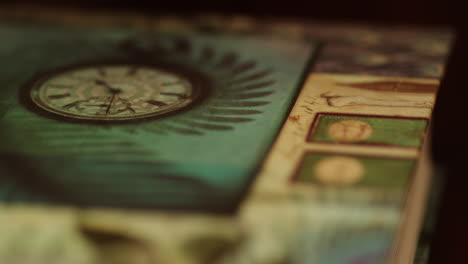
xmin=309 ymin=114 xmax=428 ymax=147
xmin=296 ymin=153 xmax=416 ymax=190
xmin=0 ymin=23 xmax=318 ymax=212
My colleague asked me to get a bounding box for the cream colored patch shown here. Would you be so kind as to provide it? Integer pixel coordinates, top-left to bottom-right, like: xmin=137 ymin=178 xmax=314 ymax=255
xmin=314 ymin=156 xmax=365 ymax=186
xmin=327 ymin=120 xmax=373 ymax=142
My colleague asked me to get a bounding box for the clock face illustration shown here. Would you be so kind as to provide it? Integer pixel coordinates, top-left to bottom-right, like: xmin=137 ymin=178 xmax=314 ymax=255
xmin=29 ymin=63 xmax=201 ymax=121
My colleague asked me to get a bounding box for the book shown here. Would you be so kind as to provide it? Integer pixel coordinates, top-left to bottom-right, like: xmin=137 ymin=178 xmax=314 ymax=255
xmin=0 ymin=6 xmax=453 ymax=264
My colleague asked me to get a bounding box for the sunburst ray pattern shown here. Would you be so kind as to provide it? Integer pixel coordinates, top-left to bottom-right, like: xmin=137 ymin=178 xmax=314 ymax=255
xmin=117 ymin=36 xmax=275 ymax=135
xmin=2 ymin=28 xmax=316 ymax=211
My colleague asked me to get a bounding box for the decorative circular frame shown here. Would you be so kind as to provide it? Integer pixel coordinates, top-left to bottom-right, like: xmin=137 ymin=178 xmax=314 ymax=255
xmin=23 ymin=60 xmax=212 ymax=124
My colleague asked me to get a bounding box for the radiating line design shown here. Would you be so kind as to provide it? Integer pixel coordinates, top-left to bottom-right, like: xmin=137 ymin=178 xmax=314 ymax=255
xmin=4 ymin=34 xmax=283 ymax=210
xmin=228 ymin=80 xmax=275 ymax=91
xmin=4 ymin=111 xmax=156 ymax=159
xmin=175 ymin=120 xmax=233 ymax=131
xmin=199 ymin=46 xmax=214 ymax=63
xmin=210 ymin=101 xmax=270 ymax=107
xmin=173 ymin=37 xmax=191 ymax=55
xmin=194 ymin=115 xmax=253 ymax=123
xmin=117 ymin=36 xmax=276 ymax=135
xmin=162 ymin=124 xmax=204 ymax=135
xmin=205 ymin=108 xmax=262 ymax=115
xmin=227 ymin=70 xmax=273 ymax=85
xmin=226 ymin=91 xmax=274 ymax=99
xmin=231 ymin=61 xmax=256 ymax=75
xmin=215 ymin=53 xmax=237 ymax=68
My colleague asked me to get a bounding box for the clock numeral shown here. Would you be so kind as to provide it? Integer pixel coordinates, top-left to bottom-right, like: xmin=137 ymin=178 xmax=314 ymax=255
xmin=161 ymin=81 xmax=182 ymax=86
xmin=70 ymin=76 xmax=88 ymax=81
xmin=127 ymin=67 xmax=138 ymax=75
xmin=146 ymin=99 xmax=167 ymax=107
xmin=48 ymin=93 xmax=71 ymax=100
xmin=62 ymin=101 xmax=79 ymax=109
xmin=95 ymin=80 xmax=107 ymax=86
xmin=160 ymin=92 xmax=188 ymax=99
xmin=97 ymin=68 xmax=106 ymax=77
xmin=46 ymin=84 xmax=73 ymax=89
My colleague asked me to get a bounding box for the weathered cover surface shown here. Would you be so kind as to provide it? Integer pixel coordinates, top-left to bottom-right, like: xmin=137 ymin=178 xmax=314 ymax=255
xmin=0 ymin=25 xmax=316 ymax=212
xmin=0 ymin=6 xmax=453 ymax=264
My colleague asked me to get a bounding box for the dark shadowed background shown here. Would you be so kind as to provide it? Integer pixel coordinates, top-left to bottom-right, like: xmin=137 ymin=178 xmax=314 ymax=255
xmin=3 ymin=0 xmax=467 ymax=263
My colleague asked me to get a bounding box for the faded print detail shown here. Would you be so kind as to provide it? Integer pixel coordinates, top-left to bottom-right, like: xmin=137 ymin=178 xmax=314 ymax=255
xmin=294 ymin=153 xmax=415 ymax=189
xmin=303 ymin=24 xmax=452 ymax=78
xmin=151 ymin=15 xmax=453 ymax=78
xmin=309 ymin=114 xmax=428 ymax=147
xmin=193 ymin=18 xmax=453 ymax=78
xmin=0 ymin=8 xmax=452 ymax=79
xmin=0 ymin=25 xmax=315 ymax=212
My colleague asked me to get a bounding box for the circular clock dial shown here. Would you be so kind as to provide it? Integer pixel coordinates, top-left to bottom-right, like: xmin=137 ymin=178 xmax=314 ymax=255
xmin=30 ymin=64 xmax=198 ymax=121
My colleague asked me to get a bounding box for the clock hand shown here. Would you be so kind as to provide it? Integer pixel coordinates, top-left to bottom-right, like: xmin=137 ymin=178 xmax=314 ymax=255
xmin=105 ymin=94 xmax=116 ymax=115
xmin=93 ymin=80 xmax=126 ymax=115
xmin=95 ymin=79 xmax=122 ymax=94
